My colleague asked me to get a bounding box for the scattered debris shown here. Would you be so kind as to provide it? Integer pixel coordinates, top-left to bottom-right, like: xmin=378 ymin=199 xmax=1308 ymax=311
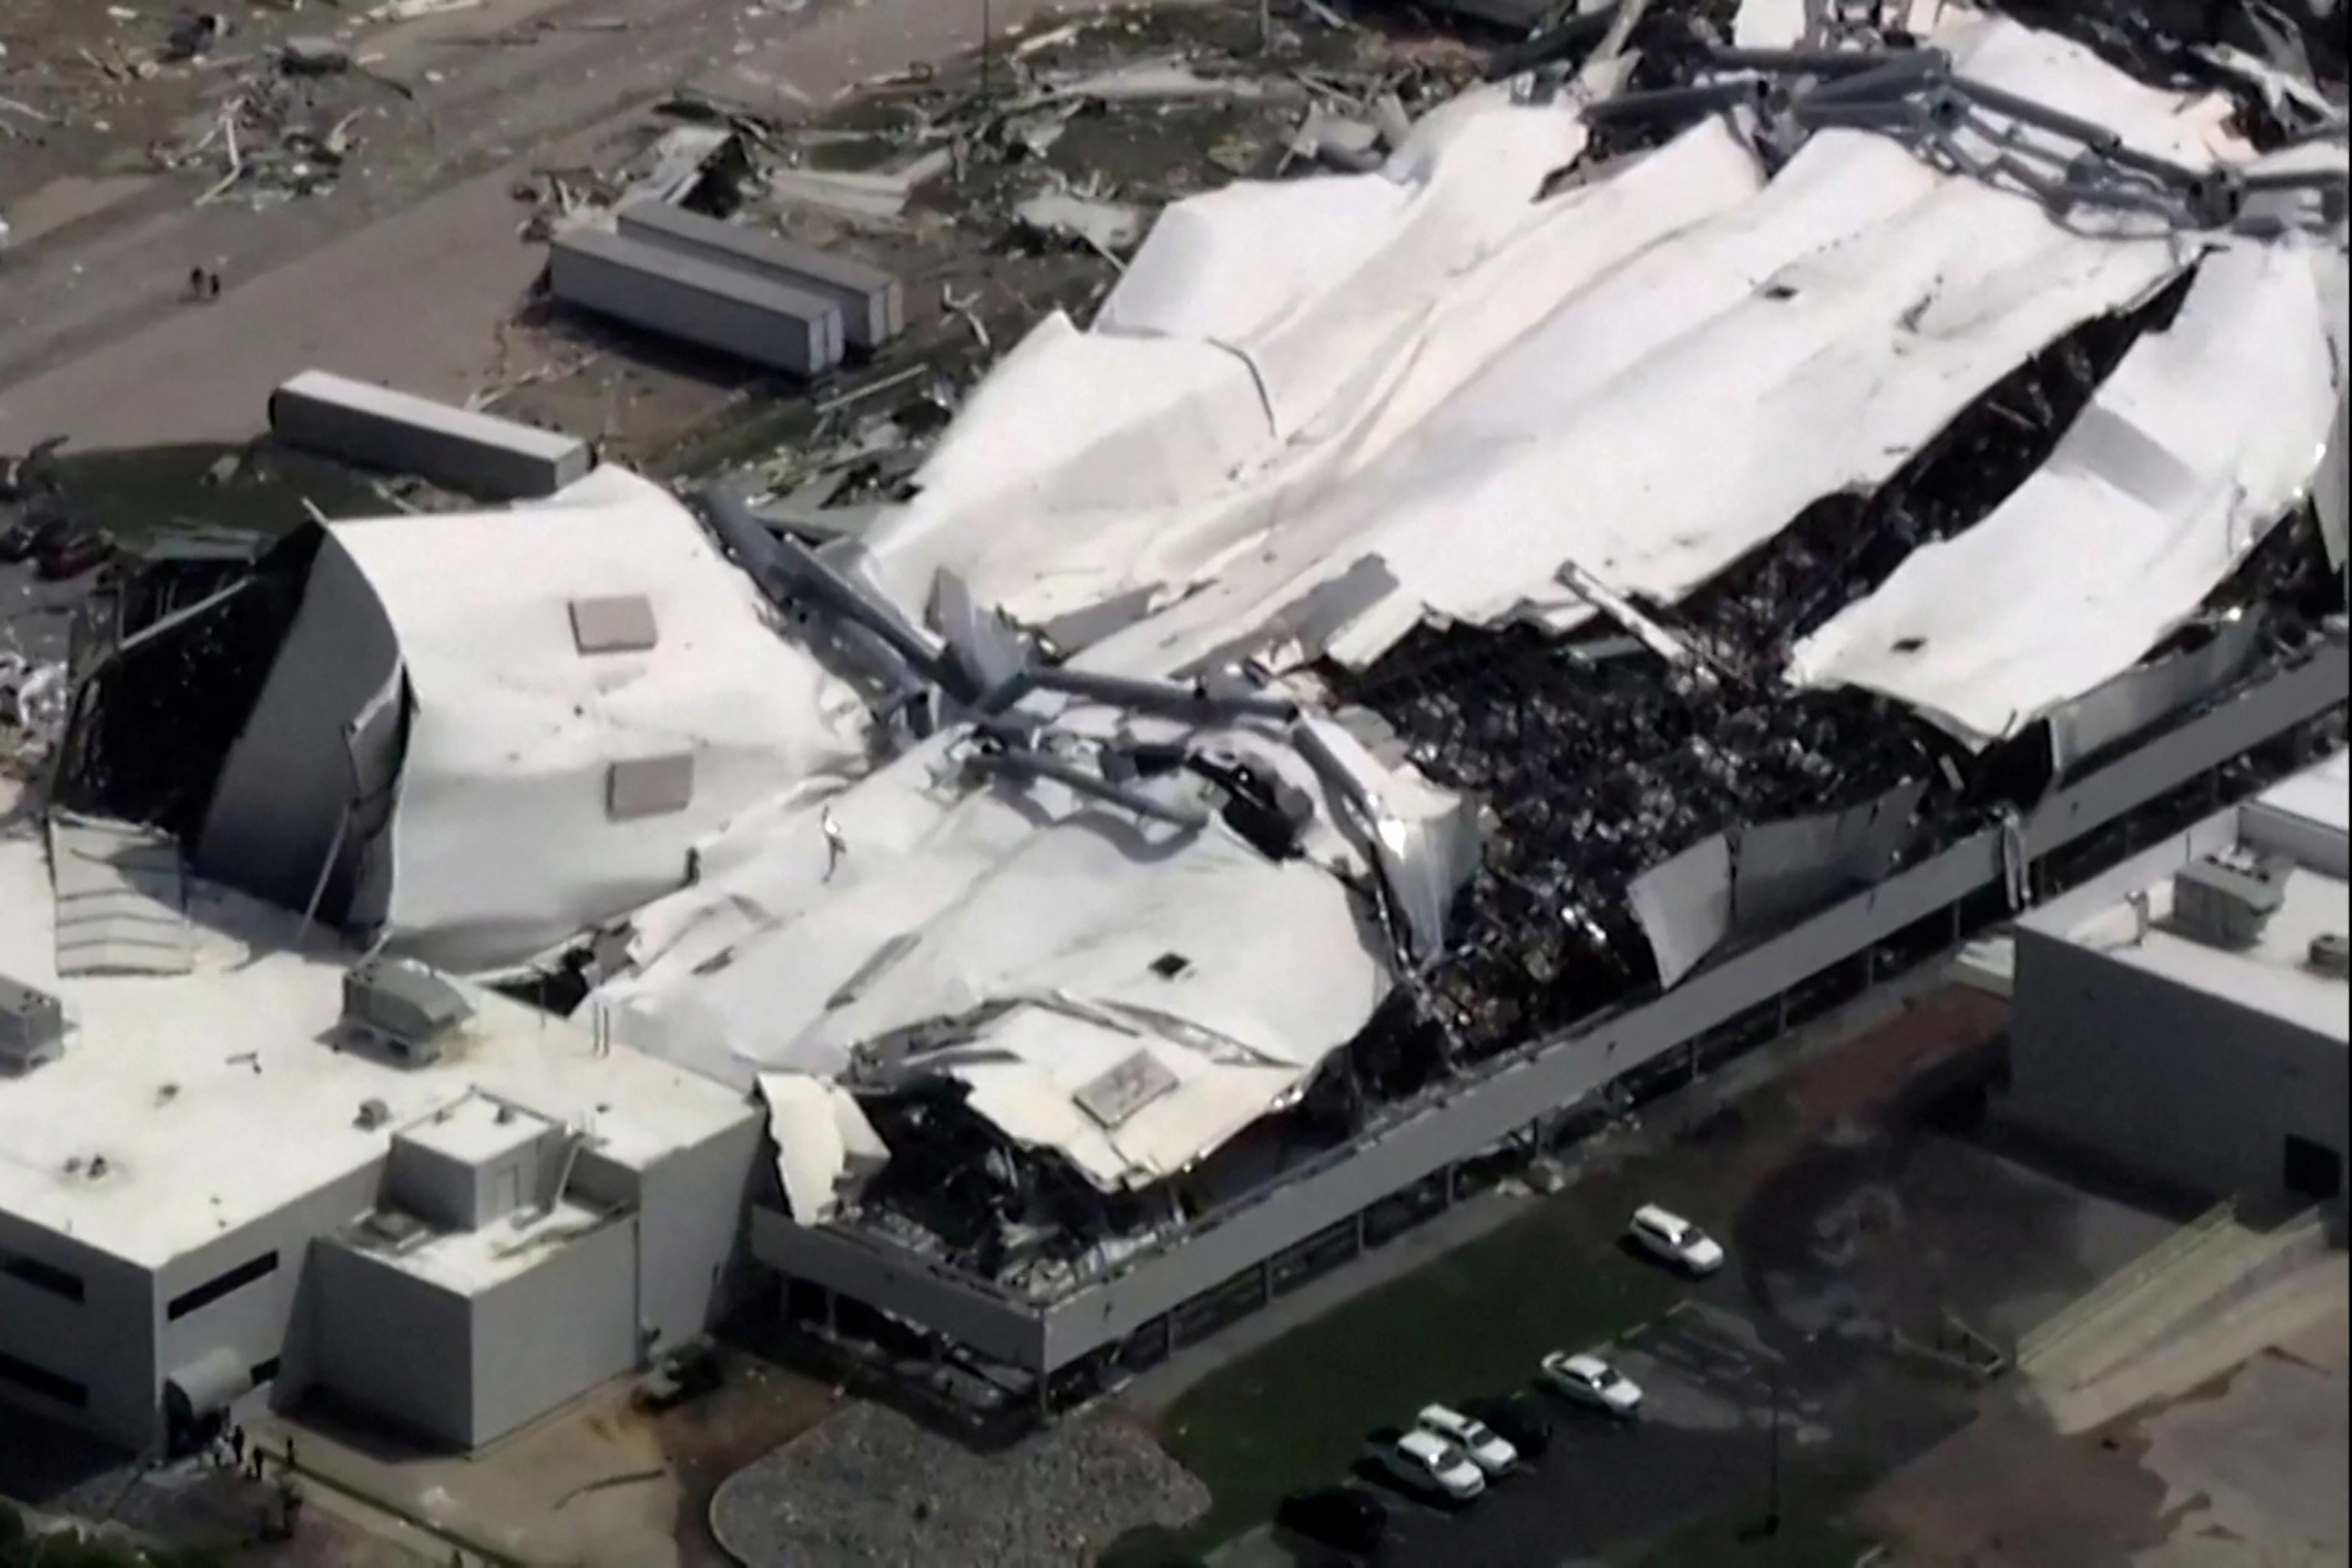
xmin=1012 ymin=190 xmax=1146 ymax=256
xmin=277 ymin=38 xmax=353 ymax=78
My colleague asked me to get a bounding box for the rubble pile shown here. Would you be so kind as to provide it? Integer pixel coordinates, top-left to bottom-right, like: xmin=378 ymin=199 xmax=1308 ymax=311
xmin=152 ymin=42 xmax=391 ymax=207
xmin=710 ymin=1401 xmax=1207 ymax=1567
xmin=0 ymin=650 xmax=67 ymax=776
xmin=1344 ymin=632 xmax=1935 ymax=1063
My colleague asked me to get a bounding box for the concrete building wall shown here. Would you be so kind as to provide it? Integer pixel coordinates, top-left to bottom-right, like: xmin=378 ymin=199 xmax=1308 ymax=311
xmin=302 ymin=1241 xmax=475 ymax=1445
xmin=466 ymin=1216 xmax=639 ymax=1446
xmin=2009 ymin=928 xmax=2350 ymax=1205
xmin=154 ymin=1165 xmax=384 ymax=1442
xmin=0 ymin=1209 xmax=157 ymax=1449
xmin=633 ymin=1112 xmax=761 ymax=1356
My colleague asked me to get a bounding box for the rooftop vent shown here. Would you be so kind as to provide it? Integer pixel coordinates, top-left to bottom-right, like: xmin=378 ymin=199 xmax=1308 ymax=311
xmin=2171 ymin=854 xmax=2288 ymax=952
xmin=2310 ymin=933 xmax=2350 ymax=980
xmin=354 ymin=1208 xmax=432 ymax=1253
xmin=341 ymin=957 xmax=473 ymax=1065
xmin=0 ymin=974 xmax=66 ymax=1073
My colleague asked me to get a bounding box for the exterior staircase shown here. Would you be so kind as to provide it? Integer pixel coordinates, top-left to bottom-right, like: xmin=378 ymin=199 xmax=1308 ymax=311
xmin=2015 ymin=1200 xmax=2335 ymax=1396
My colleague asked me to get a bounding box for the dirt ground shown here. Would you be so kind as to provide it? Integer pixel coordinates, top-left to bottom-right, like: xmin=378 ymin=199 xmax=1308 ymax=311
xmin=1860 ymin=1276 xmax=2350 ymax=1568
xmin=0 ymin=0 xmax=1116 ymax=449
xmin=241 ymin=1343 xmax=838 ymax=1567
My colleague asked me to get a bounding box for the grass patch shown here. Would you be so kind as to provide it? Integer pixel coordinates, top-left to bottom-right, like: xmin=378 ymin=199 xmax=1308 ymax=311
xmin=1134 ymin=1132 xmax=1801 ymax=1559
xmin=53 ymin=443 xmax=380 ymax=547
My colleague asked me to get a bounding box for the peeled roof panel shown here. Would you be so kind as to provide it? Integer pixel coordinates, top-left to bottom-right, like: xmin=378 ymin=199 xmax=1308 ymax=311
xmin=324 ymin=469 xmax=867 ymax=972
xmin=595 ymin=717 xmax=1412 ymax=1187
xmin=1059 ymin=20 xmax=2229 ymax=684
xmin=1786 ymin=240 xmax=2338 ymax=750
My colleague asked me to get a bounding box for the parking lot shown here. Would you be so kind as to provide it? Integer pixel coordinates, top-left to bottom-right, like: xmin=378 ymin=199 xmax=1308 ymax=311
xmin=1143 ymin=991 xmax=2192 ymax=1566
xmin=1354 ymin=1295 xmax=1963 ymax=1568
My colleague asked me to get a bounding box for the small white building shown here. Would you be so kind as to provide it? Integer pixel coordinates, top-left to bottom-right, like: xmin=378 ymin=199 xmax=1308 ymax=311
xmin=2007 ymin=750 xmax=2350 ymax=1208
xmin=0 ymin=795 xmax=761 ymax=1455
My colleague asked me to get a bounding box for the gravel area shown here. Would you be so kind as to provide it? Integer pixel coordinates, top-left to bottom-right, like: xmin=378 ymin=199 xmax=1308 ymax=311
xmin=709 ymin=1403 xmax=1207 ymax=1568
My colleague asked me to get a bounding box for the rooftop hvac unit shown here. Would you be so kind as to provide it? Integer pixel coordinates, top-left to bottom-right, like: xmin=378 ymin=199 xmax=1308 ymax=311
xmin=0 ymin=974 xmax=66 ymax=1072
xmin=341 ymin=957 xmax=473 ymax=1064
xmin=2171 ymin=854 xmax=2288 ymax=952
xmin=2310 ymin=933 xmax=2350 ymax=980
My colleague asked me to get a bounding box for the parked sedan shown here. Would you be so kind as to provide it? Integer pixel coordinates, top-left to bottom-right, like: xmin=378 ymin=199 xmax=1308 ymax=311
xmin=1629 ymin=1203 xmax=1726 ymax=1275
xmin=1415 ymin=1403 xmax=1519 ymax=1477
xmin=1540 ymin=1350 xmax=1645 ymax=1416
xmin=1275 ymin=1485 xmax=1388 ymax=1558
xmin=1365 ymin=1426 xmax=1485 ymax=1502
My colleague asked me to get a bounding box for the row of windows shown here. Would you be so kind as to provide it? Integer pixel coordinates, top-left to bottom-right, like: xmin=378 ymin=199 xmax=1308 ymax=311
xmin=166 ymin=1250 xmax=279 ymax=1321
xmin=0 ymin=1348 xmax=87 ymax=1410
xmin=1 ymin=1250 xmax=85 ymax=1303
xmin=2 ymin=1244 xmax=280 ymax=1321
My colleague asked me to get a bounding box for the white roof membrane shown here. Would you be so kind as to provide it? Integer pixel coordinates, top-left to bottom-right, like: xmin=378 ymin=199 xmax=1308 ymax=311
xmin=1786 ymin=237 xmax=2342 ymax=749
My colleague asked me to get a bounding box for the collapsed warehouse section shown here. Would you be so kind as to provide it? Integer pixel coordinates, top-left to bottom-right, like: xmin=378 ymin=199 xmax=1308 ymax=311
xmin=24 ymin=0 xmax=2347 ymax=1344
xmin=577 ymin=10 xmax=2348 ymax=1296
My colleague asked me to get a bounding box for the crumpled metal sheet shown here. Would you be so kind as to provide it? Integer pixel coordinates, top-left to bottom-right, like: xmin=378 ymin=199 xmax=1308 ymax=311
xmin=1628 ymin=831 xmax=1733 ymax=988
xmin=1728 ymin=776 xmax=1929 ymax=936
xmin=2047 ymin=612 xmax=2268 ymax=777
xmin=1788 ymin=241 xmax=2339 ymax=750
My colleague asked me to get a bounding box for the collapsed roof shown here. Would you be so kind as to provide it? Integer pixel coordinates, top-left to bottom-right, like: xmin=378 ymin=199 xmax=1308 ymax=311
xmin=193 ymin=466 xmax=867 ymax=970
xmin=55 ymin=5 xmax=2345 ymax=1259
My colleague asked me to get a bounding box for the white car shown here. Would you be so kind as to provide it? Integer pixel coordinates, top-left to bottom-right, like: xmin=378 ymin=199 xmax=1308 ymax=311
xmin=1630 ymin=1204 xmax=1726 ymax=1275
xmin=1540 ymin=1351 xmax=1645 ymax=1416
xmin=1367 ymin=1426 xmax=1486 ymax=1501
xmin=1416 ymin=1403 xmax=1520 ymax=1476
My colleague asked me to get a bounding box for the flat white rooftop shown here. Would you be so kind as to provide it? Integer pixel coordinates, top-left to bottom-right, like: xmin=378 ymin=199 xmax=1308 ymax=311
xmin=2061 ymin=864 xmax=2350 ymax=1043
xmin=0 ymin=788 xmax=754 ymax=1270
xmin=398 ymin=1092 xmax=555 ymax=1167
xmin=2252 ymin=748 xmax=2350 ymax=838
xmin=363 ymin=1198 xmax=622 ymax=1296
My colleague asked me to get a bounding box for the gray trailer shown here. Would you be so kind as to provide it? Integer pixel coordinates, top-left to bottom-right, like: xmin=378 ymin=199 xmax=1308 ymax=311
xmin=268 ymin=370 xmax=591 ymax=500
xmin=615 ymin=201 xmax=905 ymax=353
xmin=548 ymin=227 xmax=845 ymax=379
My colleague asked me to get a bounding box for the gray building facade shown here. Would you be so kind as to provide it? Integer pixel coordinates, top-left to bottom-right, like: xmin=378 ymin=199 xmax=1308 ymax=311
xmin=2007 ymin=751 xmax=2350 ymax=1208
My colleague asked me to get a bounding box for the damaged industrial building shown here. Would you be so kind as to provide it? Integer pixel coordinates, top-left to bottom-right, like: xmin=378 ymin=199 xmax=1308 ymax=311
xmin=2 ymin=0 xmax=2347 ymax=1448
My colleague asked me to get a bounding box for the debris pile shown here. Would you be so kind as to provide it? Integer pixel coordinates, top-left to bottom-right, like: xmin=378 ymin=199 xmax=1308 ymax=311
xmin=151 ymin=40 xmax=394 ymax=207
xmin=1342 ymin=631 xmax=1935 ymax=1063
xmin=710 ymin=1402 xmax=1207 ymax=1567
xmin=0 ymin=651 xmax=67 ymax=774
xmin=508 ymin=5 xmax=1482 ymax=396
